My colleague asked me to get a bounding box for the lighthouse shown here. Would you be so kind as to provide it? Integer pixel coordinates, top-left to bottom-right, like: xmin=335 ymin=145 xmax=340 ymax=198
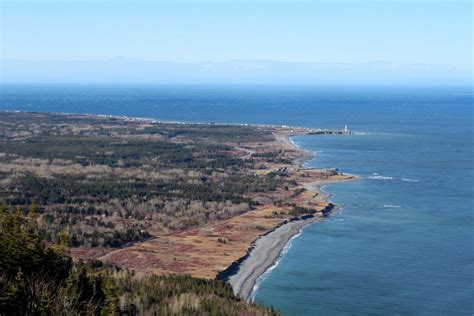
xmin=344 ymin=125 xmax=348 ymax=134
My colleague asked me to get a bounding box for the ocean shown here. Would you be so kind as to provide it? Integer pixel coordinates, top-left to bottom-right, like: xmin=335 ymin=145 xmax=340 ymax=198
xmin=1 ymin=85 xmax=473 ymax=315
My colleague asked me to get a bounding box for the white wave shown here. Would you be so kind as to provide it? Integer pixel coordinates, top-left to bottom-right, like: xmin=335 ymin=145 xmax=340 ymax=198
xmin=367 ymin=175 xmax=394 ymax=180
xmin=288 ymin=137 xmax=300 ymax=149
xmin=384 ymin=204 xmax=401 ymax=208
xmin=249 ymin=227 xmax=304 ymax=302
xmin=401 ymin=178 xmax=420 ymax=182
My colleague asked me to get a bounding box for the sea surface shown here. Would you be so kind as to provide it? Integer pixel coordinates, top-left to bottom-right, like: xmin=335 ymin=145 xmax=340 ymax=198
xmin=1 ymin=85 xmax=473 ymax=315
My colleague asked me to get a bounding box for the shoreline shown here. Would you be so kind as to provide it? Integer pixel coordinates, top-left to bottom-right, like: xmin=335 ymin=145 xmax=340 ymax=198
xmin=227 ymin=216 xmax=320 ymax=302
xmin=1 ymin=109 xmax=352 ymax=135
xmin=3 ymin=110 xmax=356 ymax=301
xmin=222 ymin=132 xmax=358 ymax=301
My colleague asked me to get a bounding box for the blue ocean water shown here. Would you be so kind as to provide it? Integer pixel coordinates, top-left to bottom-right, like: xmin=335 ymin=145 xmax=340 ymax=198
xmin=1 ymin=85 xmax=473 ymax=315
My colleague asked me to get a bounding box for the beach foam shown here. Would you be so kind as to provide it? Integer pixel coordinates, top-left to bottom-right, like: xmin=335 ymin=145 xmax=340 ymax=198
xmin=289 ymin=137 xmax=299 ymax=148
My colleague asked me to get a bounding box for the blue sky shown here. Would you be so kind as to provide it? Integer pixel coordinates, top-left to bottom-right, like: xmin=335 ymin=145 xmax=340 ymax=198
xmin=1 ymin=0 xmax=472 ymax=84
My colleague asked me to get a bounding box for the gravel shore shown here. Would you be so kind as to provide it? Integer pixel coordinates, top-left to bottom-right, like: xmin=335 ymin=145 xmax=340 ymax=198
xmin=228 ymin=217 xmax=319 ymax=301
xmin=226 ymin=133 xmax=358 ymax=301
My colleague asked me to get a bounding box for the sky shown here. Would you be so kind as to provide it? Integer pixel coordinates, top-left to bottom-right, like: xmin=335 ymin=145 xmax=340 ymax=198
xmin=0 ymin=0 xmax=472 ymax=84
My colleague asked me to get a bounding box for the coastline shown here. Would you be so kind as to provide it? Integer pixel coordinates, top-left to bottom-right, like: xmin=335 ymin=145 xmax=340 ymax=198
xmin=228 ymin=216 xmax=319 ymax=302
xmin=2 ymin=110 xmax=357 ymax=301
xmin=223 ymin=133 xmax=358 ymax=301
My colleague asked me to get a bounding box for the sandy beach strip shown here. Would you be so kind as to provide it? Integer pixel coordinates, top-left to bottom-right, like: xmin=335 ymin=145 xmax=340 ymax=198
xmin=226 ymin=216 xmax=319 ymax=301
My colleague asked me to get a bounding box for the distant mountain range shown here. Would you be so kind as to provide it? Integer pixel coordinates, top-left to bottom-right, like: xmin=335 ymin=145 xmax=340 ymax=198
xmin=1 ymin=58 xmax=471 ymax=85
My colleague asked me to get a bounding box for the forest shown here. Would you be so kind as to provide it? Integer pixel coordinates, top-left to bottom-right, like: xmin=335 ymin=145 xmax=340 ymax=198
xmin=0 ymin=112 xmax=297 ymax=248
xmin=0 ymin=204 xmax=278 ymax=315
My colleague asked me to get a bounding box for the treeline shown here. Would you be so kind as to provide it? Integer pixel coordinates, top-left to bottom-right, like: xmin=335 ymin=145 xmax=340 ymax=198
xmin=2 ymin=170 xmax=292 ymax=247
xmin=288 ymin=205 xmax=318 ymax=216
xmin=288 ymin=203 xmax=335 ymax=217
xmin=0 ymin=112 xmax=296 ymax=248
xmin=0 ymin=205 xmax=279 ymax=315
xmin=0 ymin=135 xmax=247 ymax=170
xmin=129 ymin=124 xmax=273 ymax=143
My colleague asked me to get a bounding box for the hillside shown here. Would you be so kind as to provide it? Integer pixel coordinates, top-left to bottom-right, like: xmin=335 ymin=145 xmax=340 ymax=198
xmin=0 ymin=205 xmax=278 ymax=315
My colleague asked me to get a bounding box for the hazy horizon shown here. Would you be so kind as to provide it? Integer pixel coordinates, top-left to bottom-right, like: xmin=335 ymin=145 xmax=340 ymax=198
xmin=1 ymin=0 xmax=472 ymax=85
xmin=1 ymin=58 xmax=471 ymax=85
